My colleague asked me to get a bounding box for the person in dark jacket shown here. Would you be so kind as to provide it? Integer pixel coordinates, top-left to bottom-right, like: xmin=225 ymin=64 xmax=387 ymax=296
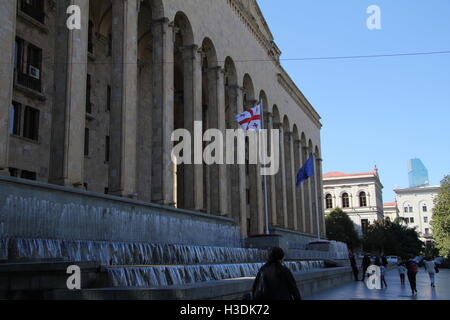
xmin=382 ymin=256 xmax=388 ymax=267
xmin=349 ymin=251 xmax=359 ymax=281
xmin=361 ymin=254 xmax=371 ymax=281
xmin=252 ymin=247 xmax=301 ymax=300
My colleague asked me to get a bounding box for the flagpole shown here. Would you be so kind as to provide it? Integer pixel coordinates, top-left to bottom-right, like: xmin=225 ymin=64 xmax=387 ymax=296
xmin=259 ymin=101 xmax=270 ymax=235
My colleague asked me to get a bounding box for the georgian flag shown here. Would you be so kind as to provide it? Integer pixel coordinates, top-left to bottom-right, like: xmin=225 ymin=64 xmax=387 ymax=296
xmin=235 ymin=104 xmax=262 ymax=132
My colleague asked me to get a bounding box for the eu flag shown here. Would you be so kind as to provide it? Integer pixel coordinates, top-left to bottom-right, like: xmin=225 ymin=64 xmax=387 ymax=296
xmin=296 ymin=155 xmax=314 ymax=187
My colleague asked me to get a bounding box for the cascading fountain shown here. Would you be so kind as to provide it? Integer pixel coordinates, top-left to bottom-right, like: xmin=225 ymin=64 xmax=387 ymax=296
xmin=2 ymin=238 xmax=326 ymax=289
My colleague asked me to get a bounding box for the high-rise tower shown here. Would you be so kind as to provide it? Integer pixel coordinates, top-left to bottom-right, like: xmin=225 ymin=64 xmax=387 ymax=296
xmin=408 ymin=158 xmax=430 ymax=188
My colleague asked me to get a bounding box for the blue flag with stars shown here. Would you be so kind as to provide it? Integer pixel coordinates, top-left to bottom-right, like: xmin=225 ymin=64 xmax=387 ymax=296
xmin=296 ymin=155 xmax=314 ymax=187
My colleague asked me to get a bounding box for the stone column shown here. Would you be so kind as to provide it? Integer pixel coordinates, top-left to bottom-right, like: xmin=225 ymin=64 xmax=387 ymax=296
xmin=317 ymin=156 xmax=326 ymax=237
xmin=302 ymin=146 xmax=312 ymax=234
xmin=217 ymin=68 xmax=229 ymax=216
xmin=49 ymin=0 xmax=89 ymax=187
xmin=295 ymin=139 xmax=306 ymax=232
xmin=277 ymin=123 xmax=288 ymax=228
xmin=109 ymin=0 xmax=138 ymax=198
xmin=236 ymin=86 xmax=248 ymax=237
xmin=182 ymin=44 xmax=203 ymax=211
xmin=266 ymin=113 xmax=278 ymax=227
xmin=151 ymin=18 xmax=174 ymax=205
xmin=289 ymin=133 xmax=298 ymax=230
xmin=0 ymin=0 xmax=17 ymax=175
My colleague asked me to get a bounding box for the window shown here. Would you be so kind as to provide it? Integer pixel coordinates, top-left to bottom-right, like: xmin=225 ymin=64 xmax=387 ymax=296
xmin=410 ymin=217 xmax=415 ymax=224
xmin=23 ymin=106 xmax=40 ymax=141
xmin=359 ymin=191 xmax=367 ymax=207
xmin=15 ymin=37 xmax=42 ymax=92
xmin=9 ymin=102 xmax=40 ymax=141
xmin=84 ymin=128 xmax=90 ymax=156
xmin=342 ymin=193 xmax=350 ymax=208
xmin=105 ymin=136 xmax=110 ymax=162
xmin=19 ymin=0 xmax=45 ymax=24
xmin=86 ymin=74 xmax=92 ymax=114
xmin=88 ymin=20 xmax=94 ymax=54
xmin=106 ymin=85 xmax=111 ymax=111
xmin=422 ymin=205 xmax=427 ymax=212
xmin=325 ymin=194 xmax=333 ymax=209
xmin=424 ymin=217 xmax=428 ymax=223
xmin=361 ymin=219 xmax=369 ymax=235
xmin=425 ymin=228 xmax=430 ymax=235
xmin=386 ymin=217 xmax=391 ymax=222
xmin=409 ymin=207 xmax=413 ymax=213
xmin=21 ymin=170 xmax=37 ymax=181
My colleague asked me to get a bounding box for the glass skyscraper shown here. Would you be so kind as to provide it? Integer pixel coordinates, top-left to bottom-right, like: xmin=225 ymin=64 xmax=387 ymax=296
xmin=408 ymin=158 xmax=430 ymax=188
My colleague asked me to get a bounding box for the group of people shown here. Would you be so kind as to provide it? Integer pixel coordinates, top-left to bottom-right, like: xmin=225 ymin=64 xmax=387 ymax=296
xmin=248 ymin=247 xmax=440 ymax=300
xmin=349 ymin=252 xmax=440 ymax=295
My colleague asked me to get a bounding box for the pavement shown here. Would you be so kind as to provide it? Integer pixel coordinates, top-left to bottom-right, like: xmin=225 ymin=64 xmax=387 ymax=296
xmin=307 ymin=268 xmax=450 ymax=300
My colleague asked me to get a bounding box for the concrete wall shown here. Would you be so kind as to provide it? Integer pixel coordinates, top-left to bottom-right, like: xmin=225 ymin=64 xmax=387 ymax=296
xmin=0 ymin=176 xmax=241 ymax=248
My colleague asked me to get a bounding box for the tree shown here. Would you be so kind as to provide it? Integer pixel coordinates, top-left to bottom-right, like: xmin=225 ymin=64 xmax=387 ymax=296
xmin=325 ymin=208 xmax=360 ymax=250
xmin=431 ymin=175 xmax=450 ymax=258
xmin=362 ymin=219 xmax=423 ymax=258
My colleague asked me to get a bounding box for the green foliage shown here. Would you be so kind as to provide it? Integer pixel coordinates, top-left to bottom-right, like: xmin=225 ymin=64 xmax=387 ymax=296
xmin=325 ymin=208 xmax=360 ymax=250
xmin=422 ymin=242 xmax=440 ymax=259
xmin=431 ymin=175 xmax=450 ymax=258
xmin=362 ymin=219 xmax=423 ymax=258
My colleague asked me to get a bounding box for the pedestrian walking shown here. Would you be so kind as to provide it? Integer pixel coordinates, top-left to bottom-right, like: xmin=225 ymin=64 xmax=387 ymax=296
xmin=398 ymin=262 xmax=407 ymax=286
xmin=252 ymin=247 xmax=302 ymax=300
xmin=406 ymin=259 xmax=419 ymax=295
xmin=423 ymin=257 xmax=438 ymax=288
xmin=361 ymin=254 xmax=371 ymax=281
xmin=380 ymin=264 xmax=388 ymax=289
xmin=349 ymin=251 xmax=359 ymax=281
xmin=382 ymin=255 xmax=388 ymax=267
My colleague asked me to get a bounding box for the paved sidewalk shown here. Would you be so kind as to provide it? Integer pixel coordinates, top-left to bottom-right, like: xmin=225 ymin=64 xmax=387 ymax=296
xmin=307 ymin=268 xmax=450 ymax=300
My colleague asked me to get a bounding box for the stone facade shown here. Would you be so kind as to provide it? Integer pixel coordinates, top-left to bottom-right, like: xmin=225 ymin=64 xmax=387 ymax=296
xmin=394 ymin=186 xmax=440 ymax=243
xmin=323 ymin=169 xmax=384 ymax=236
xmin=0 ymin=0 xmax=324 ymax=239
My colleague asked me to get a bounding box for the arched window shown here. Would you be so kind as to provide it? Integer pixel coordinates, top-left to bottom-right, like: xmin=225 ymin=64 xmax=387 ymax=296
xmin=359 ymin=191 xmax=367 ymax=207
xmin=325 ymin=194 xmax=333 ymax=209
xmin=342 ymin=193 xmax=350 ymax=208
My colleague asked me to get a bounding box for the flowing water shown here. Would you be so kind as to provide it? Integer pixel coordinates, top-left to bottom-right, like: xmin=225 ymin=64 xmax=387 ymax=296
xmin=106 ymin=261 xmax=326 ymax=288
xmin=5 ymin=238 xmax=268 ymax=265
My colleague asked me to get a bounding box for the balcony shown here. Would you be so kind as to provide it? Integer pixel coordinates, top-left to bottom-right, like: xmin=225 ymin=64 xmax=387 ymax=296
xmin=16 ymin=71 xmax=42 ymax=93
xmin=19 ymin=1 xmax=45 ymax=24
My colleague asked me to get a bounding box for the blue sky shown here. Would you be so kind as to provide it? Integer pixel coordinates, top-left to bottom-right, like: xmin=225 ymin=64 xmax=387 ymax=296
xmin=257 ymin=0 xmax=450 ymax=202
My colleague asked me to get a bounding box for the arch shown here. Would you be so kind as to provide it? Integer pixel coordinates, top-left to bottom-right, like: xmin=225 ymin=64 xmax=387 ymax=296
xmin=325 ymin=193 xmax=333 ymax=209
xmin=174 ymin=11 xmax=195 ymax=46
xmin=359 ymin=191 xmax=368 ymax=207
xmin=242 ymin=74 xmax=255 ymax=108
xmin=342 ymin=192 xmax=350 ymax=208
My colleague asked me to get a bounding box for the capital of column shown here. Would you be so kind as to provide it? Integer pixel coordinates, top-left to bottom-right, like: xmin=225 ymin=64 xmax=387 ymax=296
xmin=151 ymin=17 xmax=172 ymax=30
xmin=273 ymin=122 xmax=282 ymax=129
xmin=264 ymin=112 xmax=273 ymax=118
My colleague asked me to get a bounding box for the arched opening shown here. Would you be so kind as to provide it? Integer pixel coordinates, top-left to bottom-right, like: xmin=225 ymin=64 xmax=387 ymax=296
xmin=202 ymin=38 xmax=220 ymax=215
xmin=283 ymin=116 xmax=294 ymax=230
xmin=293 ymin=125 xmax=302 ymax=231
xmin=342 ymin=193 xmax=350 ymax=208
xmin=359 ymin=191 xmax=367 ymax=207
xmin=242 ymin=74 xmax=259 ymax=235
xmin=273 ymin=106 xmax=285 ymax=228
xmin=225 ymin=57 xmax=241 ymax=222
xmin=325 ymin=194 xmax=333 ymax=209
xmin=135 ymin=1 xmax=155 ymax=202
xmin=301 ymin=132 xmax=311 ymax=233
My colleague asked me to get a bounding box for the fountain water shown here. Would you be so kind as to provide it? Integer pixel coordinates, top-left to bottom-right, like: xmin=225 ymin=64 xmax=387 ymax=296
xmin=106 ymin=261 xmax=326 ymax=288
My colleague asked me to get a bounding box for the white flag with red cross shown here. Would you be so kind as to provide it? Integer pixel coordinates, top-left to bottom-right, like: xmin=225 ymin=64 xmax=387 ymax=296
xmin=235 ymin=104 xmax=262 ymax=132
